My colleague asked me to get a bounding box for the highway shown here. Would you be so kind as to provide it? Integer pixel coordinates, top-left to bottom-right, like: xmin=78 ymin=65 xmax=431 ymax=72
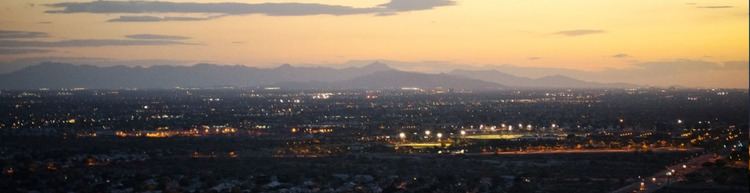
xmin=610 ymin=154 xmax=716 ymax=193
xmin=468 ymin=147 xmax=703 ymax=155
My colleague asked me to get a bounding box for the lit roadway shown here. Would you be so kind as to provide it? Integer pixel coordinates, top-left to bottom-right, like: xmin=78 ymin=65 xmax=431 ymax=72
xmin=468 ymin=147 xmax=703 ymax=155
xmin=610 ymin=154 xmax=715 ymax=193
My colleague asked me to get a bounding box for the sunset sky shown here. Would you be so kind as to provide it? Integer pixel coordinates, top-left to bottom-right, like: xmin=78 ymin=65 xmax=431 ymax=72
xmin=0 ymin=0 xmax=748 ymax=88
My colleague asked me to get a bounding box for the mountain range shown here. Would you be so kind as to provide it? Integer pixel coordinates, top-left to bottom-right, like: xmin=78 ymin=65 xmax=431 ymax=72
xmin=0 ymin=62 xmax=636 ymax=89
xmin=449 ymin=69 xmax=636 ymax=89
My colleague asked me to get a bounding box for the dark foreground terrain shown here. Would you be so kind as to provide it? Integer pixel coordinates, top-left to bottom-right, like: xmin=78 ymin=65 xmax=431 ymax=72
xmin=0 ymin=137 xmax=720 ymax=193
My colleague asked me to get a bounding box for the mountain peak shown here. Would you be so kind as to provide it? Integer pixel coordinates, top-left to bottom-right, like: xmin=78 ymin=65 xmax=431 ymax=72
xmin=276 ymin=63 xmax=293 ymax=69
xmin=537 ymin=74 xmax=577 ymax=81
xmin=193 ymin=63 xmax=221 ymax=68
xmin=22 ymin=62 xmax=90 ymax=72
xmin=35 ymin=62 xmax=76 ymax=68
xmin=361 ymin=61 xmax=392 ymax=71
xmin=450 ymin=69 xmax=503 ymax=74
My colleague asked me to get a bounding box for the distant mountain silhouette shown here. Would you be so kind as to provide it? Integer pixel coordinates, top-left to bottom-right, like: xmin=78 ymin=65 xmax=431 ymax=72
xmin=0 ymin=62 xmax=638 ymax=89
xmin=0 ymin=62 xmax=504 ymax=90
xmin=330 ymin=70 xmax=503 ymax=90
xmin=449 ymin=69 xmax=637 ymax=88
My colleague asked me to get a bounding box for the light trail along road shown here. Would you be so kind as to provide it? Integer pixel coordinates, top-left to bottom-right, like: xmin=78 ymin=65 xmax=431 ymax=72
xmin=610 ymin=153 xmax=715 ymax=193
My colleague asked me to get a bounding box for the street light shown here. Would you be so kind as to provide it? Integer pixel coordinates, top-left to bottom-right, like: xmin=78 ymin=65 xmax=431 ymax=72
xmin=399 ymin=132 xmax=406 ymax=140
xmin=425 ymin=130 xmax=431 ymax=136
xmin=436 ymin=133 xmax=443 ymax=139
xmin=460 ymin=130 xmax=466 ymax=136
xmin=666 ymin=171 xmax=673 ymax=191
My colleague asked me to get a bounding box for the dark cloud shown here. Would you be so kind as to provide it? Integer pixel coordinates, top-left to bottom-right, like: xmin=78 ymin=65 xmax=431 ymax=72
xmin=0 ymin=48 xmax=53 ymax=55
xmin=611 ymin=53 xmax=630 ymax=58
xmin=46 ymin=0 xmax=456 ymax=22
xmin=0 ymin=39 xmax=193 ymax=47
xmin=375 ymin=12 xmax=397 ymax=16
xmin=46 ymin=1 xmax=374 ymax=15
xmin=126 ymin=34 xmax=190 ymax=40
xmin=553 ymin=29 xmax=605 ymax=37
xmin=0 ymin=30 xmax=49 ymax=39
xmin=108 ymin=15 xmax=219 ymax=22
xmin=108 ymin=16 xmax=171 ymax=22
xmin=696 ymin=6 xmax=733 ymax=9
xmin=378 ymin=0 xmax=455 ymax=11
